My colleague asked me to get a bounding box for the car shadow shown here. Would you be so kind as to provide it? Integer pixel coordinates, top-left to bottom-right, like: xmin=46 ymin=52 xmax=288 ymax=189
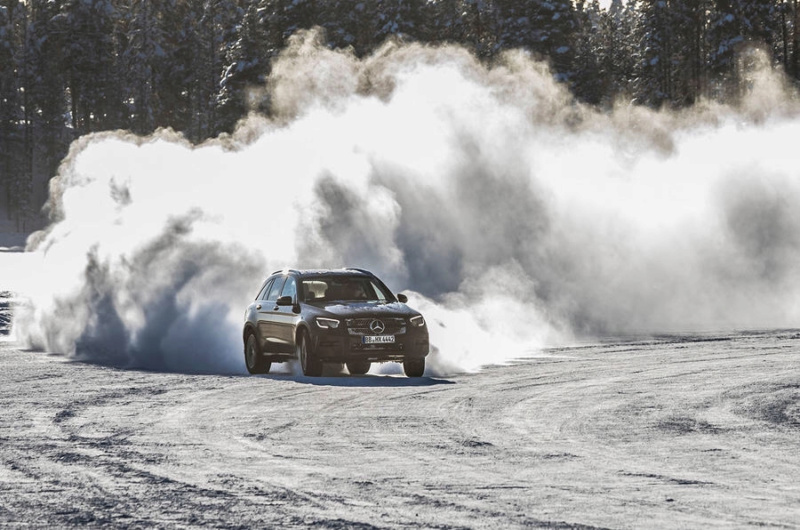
xmin=14 ymin=346 xmax=456 ymax=385
xmin=260 ymin=373 xmax=455 ymax=387
xmin=257 ymin=361 xmax=456 ymax=386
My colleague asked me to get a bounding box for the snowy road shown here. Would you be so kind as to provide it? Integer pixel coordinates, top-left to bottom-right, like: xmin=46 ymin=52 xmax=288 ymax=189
xmin=1 ymin=331 xmax=799 ymax=528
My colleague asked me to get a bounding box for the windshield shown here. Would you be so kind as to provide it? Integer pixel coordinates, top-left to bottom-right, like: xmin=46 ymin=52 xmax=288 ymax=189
xmin=300 ymin=276 xmax=394 ymax=303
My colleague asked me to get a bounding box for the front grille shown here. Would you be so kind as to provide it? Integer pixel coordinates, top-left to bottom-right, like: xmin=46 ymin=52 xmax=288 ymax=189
xmin=346 ymin=317 xmax=406 ymax=336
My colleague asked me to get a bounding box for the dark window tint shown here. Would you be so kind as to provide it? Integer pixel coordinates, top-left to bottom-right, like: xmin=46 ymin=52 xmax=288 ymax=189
xmin=300 ymin=276 xmax=392 ymax=302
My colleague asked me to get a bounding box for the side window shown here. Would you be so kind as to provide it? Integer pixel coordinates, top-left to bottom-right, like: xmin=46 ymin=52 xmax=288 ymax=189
xmin=256 ymin=280 xmax=272 ymax=301
xmin=281 ymin=277 xmax=297 ymax=300
xmin=266 ymin=277 xmax=286 ymax=302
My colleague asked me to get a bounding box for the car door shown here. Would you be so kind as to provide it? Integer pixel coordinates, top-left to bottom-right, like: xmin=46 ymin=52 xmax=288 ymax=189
xmin=247 ymin=279 xmax=270 ymax=327
xmin=257 ymin=277 xmax=285 ymax=353
xmin=272 ymin=275 xmax=300 ymax=353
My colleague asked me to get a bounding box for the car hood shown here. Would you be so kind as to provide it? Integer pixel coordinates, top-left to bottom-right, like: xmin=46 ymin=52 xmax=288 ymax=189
xmin=308 ymin=301 xmax=420 ymax=318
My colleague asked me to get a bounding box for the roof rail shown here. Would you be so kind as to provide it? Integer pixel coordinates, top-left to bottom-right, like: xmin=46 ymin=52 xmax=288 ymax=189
xmin=345 ymin=267 xmax=374 ymax=275
xmin=271 ymin=268 xmax=300 ymax=275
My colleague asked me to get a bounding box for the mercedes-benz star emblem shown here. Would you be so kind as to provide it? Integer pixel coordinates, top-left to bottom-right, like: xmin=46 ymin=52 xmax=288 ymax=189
xmin=369 ymin=319 xmax=385 ymax=334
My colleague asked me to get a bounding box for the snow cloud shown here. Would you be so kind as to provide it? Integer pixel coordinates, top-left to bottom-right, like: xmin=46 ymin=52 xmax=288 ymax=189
xmin=10 ymin=31 xmax=800 ymax=375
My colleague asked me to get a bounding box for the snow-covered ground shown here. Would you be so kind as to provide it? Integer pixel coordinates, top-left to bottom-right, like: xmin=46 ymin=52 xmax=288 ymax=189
xmin=0 ymin=233 xmax=27 ymax=251
xmin=0 ymin=251 xmax=35 ymax=342
xmin=0 ymin=216 xmax=28 ymax=250
xmin=1 ymin=327 xmax=798 ymax=528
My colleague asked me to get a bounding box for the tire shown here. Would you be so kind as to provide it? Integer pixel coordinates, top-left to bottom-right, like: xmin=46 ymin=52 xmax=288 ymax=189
xmin=346 ymin=360 xmax=371 ymax=375
xmin=298 ymin=330 xmax=323 ymax=377
xmin=403 ymin=358 xmax=425 ymax=377
xmin=245 ymin=332 xmax=270 ymax=374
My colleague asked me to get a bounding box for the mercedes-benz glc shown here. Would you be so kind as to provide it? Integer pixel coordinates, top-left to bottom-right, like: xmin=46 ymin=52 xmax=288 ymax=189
xmin=242 ymin=268 xmax=429 ymax=377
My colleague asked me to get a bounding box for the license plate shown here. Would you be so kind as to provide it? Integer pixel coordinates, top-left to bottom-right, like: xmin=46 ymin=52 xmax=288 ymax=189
xmin=363 ymin=335 xmax=395 ymax=344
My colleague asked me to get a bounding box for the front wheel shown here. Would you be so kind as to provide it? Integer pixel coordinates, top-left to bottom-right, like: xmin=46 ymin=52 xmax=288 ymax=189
xmin=245 ymin=332 xmax=270 ymax=374
xmin=403 ymin=358 xmax=425 ymax=377
xmin=297 ymin=330 xmax=323 ymax=377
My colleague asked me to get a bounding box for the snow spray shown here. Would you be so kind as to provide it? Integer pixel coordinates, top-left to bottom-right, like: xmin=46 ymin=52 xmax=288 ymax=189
xmin=10 ymin=30 xmax=800 ymax=374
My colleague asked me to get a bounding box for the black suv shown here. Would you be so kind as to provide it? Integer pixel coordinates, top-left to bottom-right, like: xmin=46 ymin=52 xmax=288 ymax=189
xmin=242 ymin=268 xmax=429 ymax=377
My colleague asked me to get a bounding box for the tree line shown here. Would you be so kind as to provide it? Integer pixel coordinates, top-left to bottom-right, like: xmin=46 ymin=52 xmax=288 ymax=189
xmin=1 ymin=0 xmax=798 ymax=231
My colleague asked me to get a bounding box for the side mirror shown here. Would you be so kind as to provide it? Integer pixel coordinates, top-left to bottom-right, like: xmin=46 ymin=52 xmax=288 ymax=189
xmin=397 ymin=293 xmax=408 ymax=303
xmin=276 ymin=295 xmax=294 ymax=306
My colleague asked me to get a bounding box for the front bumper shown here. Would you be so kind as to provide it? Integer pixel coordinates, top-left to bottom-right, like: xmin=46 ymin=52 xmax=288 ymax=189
xmin=312 ymin=328 xmax=429 ymax=362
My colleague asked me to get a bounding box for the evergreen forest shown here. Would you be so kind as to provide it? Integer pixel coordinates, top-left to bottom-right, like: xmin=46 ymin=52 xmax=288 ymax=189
xmin=1 ymin=0 xmax=799 ymax=231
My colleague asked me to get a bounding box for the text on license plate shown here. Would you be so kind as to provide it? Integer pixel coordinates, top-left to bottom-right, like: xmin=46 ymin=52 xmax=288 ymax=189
xmin=363 ymin=335 xmax=395 ymax=344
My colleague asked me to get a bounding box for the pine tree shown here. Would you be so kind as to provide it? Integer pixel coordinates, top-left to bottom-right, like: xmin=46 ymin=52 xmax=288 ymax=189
xmin=793 ymin=0 xmax=799 ymax=78
xmin=184 ymin=0 xmax=243 ymax=141
xmin=372 ymin=0 xmax=430 ymax=44
xmin=58 ymin=0 xmax=123 ymax=133
xmin=217 ymin=0 xmax=271 ymax=132
xmin=605 ymin=0 xmax=639 ymax=101
xmin=495 ymin=0 xmax=577 ymax=80
xmin=156 ymin=0 xmax=201 ymax=133
xmin=119 ymin=0 xmax=167 ymax=134
xmin=430 ymin=0 xmax=498 ymax=57
xmin=573 ymin=0 xmax=607 ymax=104
xmin=0 ymin=1 xmax=24 ymax=227
xmin=2 ymin=1 xmax=37 ymax=230
xmin=706 ymin=0 xmax=785 ymax=99
xmin=273 ymin=0 xmax=322 ymax=44
xmin=674 ymin=0 xmax=710 ymax=104
xmin=635 ymin=0 xmax=674 ymax=106
xmin=318 ymin=0 xmax=380 ymax=55
xmin=26 ymin=0 xmax=70 ymax=222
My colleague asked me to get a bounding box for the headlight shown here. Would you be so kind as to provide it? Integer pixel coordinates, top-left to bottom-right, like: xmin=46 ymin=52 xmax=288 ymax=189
xmin=409 ymin=315 xmax=425 ymax=327
xmin=316 ymin=317 xmax=340 ymax=329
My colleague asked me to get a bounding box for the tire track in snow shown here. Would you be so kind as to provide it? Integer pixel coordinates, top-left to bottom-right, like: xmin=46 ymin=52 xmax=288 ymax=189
xmin=1 ymin=333 xmax=800 ymax=527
